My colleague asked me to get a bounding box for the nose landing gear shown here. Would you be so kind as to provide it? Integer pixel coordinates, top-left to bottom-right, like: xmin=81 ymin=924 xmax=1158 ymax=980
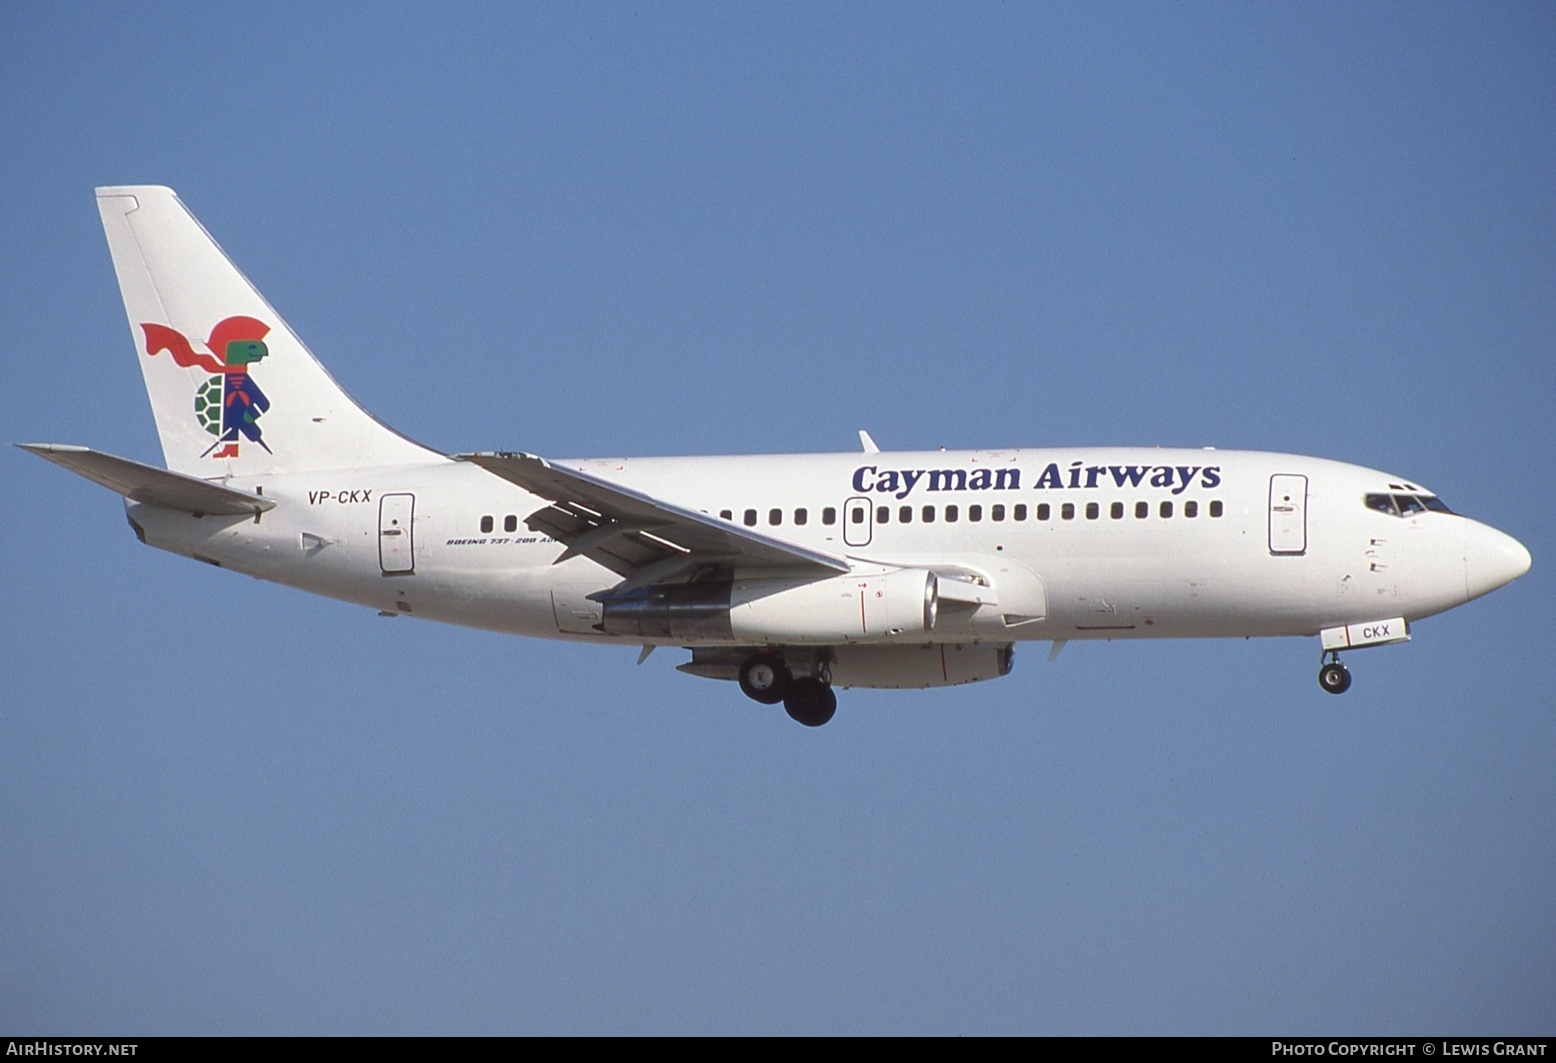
xmin=1318 ymin=651 xmax=1352 ymax=695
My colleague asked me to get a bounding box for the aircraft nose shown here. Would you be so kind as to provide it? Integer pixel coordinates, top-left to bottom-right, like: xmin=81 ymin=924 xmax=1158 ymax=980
xmin=1464 ymin=520 xmax=1532 ymax=602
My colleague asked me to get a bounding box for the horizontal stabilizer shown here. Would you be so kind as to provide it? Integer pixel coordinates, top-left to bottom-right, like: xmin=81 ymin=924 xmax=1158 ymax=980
xmin=19 ymin=444 xmax=275 ymax=517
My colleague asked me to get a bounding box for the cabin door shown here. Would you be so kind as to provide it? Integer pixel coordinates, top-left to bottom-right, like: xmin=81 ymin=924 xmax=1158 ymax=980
xmin=1268 ymin=475 xmax=1308 ymax=555
xmin=379 ymin=493 xmax=416 ymax=574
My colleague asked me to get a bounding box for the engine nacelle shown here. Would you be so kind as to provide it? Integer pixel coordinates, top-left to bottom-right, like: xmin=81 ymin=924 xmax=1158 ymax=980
xmin=729 ymin=569 xmax=939 ymax=644
xmin=597 ymin=569 xmax=940 ymax=644
xmin=828 ymin=642 xmax=1015 ymax=689
xmin=598 ymin=580 xmax=735 ymax=641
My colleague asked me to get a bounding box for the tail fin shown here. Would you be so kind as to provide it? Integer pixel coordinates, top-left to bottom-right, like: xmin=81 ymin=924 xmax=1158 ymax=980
xmin=96 ymin=186 xmax=442 ymax=477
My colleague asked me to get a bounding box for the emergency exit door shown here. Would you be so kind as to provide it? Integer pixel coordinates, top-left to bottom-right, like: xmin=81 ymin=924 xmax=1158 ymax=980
xmin=379 ymin=493 xmax=415 ymax=574
xmin=843 ymin=496 xmax=873 ymax=547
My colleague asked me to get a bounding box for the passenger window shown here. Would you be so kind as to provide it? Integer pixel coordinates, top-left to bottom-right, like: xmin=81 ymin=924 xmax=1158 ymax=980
xmin=744 ymin=509 xmax=758 ymax=527
xmin=1014 ymin=504 xmax=1028 ymax=521
xmin=945 ymin=505 xmax=959 ymax=522
xmin=1160 ymin=501 xmax=1174 ymax=518
xmin=1086 ymin=502 xmax=1099 ymax=520
xmin=1061 ymin=503 xmax=1075 ymax=521
xmin=769 ymin=508 xmax=782 ymax=526
xmin=1036 ymin=503 xmax=1051 ymax=521
xmin=504 ymin=515 xmax=518 ymax=533
xmin=1184 ymin=500 xmax=1198 ymax=518
xmin=899 ymin=506 xmax=913 ymax=524
xmin=480 ymin=515 xmax=493 ymax=534
xmin=720 ymin=509 xmax=732 ymax=520
xmin=1110 ymin=502 xmax=1123 ymax=520
xmin=969 ymin=505 xmax=983 ymax=522
xmin=1209 ymin=500 xmax=1224 ymax=518
xmin=849 ymin=506 xmax=864 ymax=525
xmin=922 ymin=505 xmax=935 ymax=523
xmin=992 ymin=505 xmax=1006 ymax=522
xmin=1135 ymin=501 xmax=1148 ymax=519
xmin=794 ymin=508 xmax=808 ymax=526
xmin=877 ymin=506 xmax=890 ymax=524
xmin=823 ymin=507 xmax=837 ymax=525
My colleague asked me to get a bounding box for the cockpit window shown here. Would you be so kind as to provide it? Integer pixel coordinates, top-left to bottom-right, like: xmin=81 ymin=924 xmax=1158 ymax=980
xmin=1365 ymin=492 xmax=1453 ymax=517
xmin=1365 ymin=493 xmax=1399 ymax=517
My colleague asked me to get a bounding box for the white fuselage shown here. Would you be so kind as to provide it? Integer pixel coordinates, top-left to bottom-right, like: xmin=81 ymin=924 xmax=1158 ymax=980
xmin=59 ymin=186 xmax=1530 ymax=715
xmin=124 ymin=446 xmax=1528 ymax=648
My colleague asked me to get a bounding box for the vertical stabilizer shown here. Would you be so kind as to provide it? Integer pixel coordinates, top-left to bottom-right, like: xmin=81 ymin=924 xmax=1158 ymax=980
xmin=96 ymin=186 xmax=442 ymax=477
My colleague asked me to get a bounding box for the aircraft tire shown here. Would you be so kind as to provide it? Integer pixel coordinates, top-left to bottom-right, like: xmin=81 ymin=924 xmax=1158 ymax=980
xmin=739 ymin=653 xmax=792 ymax=704
xmin=784 ymin=677 xmax=837 ymax=727
xmin=1318 ymin=662 xmax=1352 ymax=695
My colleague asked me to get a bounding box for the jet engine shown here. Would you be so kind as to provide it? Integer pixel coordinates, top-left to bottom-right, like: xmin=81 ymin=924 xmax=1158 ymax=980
xmin=599 ymin=568 xmax=939 ymax=644
xmin=730 ymin=568 xmax=938 ymax=643
xmin=828 ymin=642 xmax=1015 ymax=689
xmin=677 ymin=640 xmax=1016 ymax=690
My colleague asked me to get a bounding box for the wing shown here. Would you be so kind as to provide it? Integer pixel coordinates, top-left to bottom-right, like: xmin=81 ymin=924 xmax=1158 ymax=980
xmin=456 ymin=451 xmax=849 ymax=591
xmin=20 ymin=444 xmax=275 ymax=517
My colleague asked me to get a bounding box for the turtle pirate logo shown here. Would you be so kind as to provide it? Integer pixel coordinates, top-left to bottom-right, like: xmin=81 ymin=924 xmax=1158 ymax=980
xmin=141 ymin=316 xmax=272 ymax=459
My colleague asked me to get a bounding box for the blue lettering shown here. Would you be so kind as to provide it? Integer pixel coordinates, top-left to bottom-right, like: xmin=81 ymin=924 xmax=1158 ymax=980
xmin=859 ymin=460 xmax=1217 ymax=497
xmin=1109 ymin=465 xmax=1150 ymax=488
xmin=1172 ymin=466 xmax=1202 ymax=495
xmin=928 ymin=469 xmax=967 ymax=492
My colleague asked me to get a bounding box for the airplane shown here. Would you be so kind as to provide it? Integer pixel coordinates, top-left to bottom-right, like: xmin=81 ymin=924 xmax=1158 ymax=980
xmin=22 ymin=186 xmax=1533 ymax=726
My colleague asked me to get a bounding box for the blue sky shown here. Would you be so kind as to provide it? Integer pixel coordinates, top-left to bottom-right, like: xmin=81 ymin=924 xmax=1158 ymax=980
xmin=2 ymin=2 xmax=1552 ymax=1034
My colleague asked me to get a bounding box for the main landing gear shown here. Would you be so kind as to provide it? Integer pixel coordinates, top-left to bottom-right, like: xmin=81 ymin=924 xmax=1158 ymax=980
xmin=1318 ymin=650 xmax=1352 ymax=695
xmin=738 ymin=652 xmax=838 ymax=727
xmin=783 ymin=677 xmax=837 ymax=728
